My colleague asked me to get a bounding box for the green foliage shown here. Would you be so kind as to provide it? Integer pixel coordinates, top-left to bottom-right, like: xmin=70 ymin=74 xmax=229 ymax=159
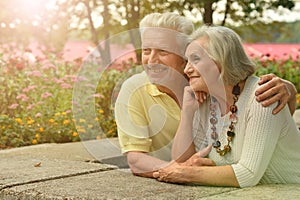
xmin=255 ymin=58 xmax=300 ymax=108
xmin=1 ymin=41 xmax=299 ymax=149
xmin=0 ymin=45 xmax=80 ymax=148
xmin=238 ymin=21 xmax=300 ymax=43
xmin=95 ymin=64 xmax=143 ymax=137
xmin=255 ymin=58 xmax=300 ymax=91
xmin=0 ymin=44 xmax=140 ymax=149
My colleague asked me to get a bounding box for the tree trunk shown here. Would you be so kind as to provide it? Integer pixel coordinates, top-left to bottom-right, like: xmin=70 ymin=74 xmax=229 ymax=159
xmin=221 ymin=0 xmax=231 ymax=26
xmin=203 ymin=0 xmax=214 ymax=25
xmin=85 ymin=0 xmax=111 ymax=66
xmin=125 ymin=0 xmax=142 ymax=64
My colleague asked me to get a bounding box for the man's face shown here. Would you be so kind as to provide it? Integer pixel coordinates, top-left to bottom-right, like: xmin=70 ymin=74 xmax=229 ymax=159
xmin=141 ymin=28 xmax=187 ymax=84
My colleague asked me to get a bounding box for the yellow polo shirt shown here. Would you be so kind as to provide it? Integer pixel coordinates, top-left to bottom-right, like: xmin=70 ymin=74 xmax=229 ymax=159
xmin=115 ymin=72 xmax=181 ymax=161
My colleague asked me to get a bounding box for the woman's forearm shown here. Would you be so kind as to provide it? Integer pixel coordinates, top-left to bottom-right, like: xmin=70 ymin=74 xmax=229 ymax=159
xmin=185 ymin=165 xmax=240 ymax=187
xmin=172 ymin=109 xmax=196 ymax=162
xmin=155 ymin=162 xmax=240 ymax=187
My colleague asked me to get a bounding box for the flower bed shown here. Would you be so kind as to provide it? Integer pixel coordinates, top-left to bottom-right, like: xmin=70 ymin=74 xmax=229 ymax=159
xmin=0 ymin=44 xmax=299 ymax=149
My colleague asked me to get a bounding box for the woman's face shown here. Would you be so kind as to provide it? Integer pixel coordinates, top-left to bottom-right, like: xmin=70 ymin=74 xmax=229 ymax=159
xmin=184 ymin=38 xmax=221 ymax=95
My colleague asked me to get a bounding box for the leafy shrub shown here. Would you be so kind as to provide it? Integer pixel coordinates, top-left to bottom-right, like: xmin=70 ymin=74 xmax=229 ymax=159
xmin=0 ymin=45 xmax=80 ymax=148
xmin=254 ymin=57 xmax=300 ymax=109
xmin=0 ymin=44 xmax=141 ymax=148
xmin=95 ymin=64 xmax=142 ymax=137
xmin=1 ymin=43 xmax=299 ymax=149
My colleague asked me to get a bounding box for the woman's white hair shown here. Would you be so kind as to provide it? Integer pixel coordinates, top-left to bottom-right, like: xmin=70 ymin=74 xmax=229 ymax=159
xmin=190 ymin=25 xmax=256 ymax=85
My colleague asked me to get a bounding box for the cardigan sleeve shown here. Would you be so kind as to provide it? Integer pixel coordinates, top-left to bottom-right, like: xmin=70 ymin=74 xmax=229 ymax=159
xmin=231 ymin=99 xmax=288 ymax=187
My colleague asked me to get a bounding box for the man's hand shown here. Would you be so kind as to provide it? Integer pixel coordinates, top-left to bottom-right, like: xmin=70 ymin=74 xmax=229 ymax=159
xmin=255 ymin=74 xmax=297 ymax=115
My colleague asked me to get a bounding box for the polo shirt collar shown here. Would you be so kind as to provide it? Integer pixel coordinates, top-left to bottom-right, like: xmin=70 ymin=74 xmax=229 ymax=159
xmin=146 ymin=83 xmax=164 ymax=97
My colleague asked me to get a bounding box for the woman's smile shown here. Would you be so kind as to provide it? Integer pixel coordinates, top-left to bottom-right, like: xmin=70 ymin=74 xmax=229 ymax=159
xmin=188 ymin=76 xmax=200 ymax=85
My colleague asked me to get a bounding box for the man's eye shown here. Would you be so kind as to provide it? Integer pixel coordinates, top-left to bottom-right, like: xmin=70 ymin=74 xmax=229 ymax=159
xmin=159 ymin=50 xmax=170 ymax=55
xmin=142 ymin=49 xmax=151 ymax=54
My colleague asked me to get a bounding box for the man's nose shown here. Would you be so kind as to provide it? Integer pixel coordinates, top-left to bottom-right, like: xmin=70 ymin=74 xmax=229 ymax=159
xmin=148 ymin=50 xmax=159 ymax=64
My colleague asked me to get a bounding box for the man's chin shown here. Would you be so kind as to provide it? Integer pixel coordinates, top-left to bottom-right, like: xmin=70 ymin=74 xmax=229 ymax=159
xmin=149 ymin=78 xmax=164 ymax=85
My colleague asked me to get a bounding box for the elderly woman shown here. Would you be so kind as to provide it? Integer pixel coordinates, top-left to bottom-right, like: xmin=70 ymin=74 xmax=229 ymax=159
xmin=153 ymin=25 xmax=300 ymax=187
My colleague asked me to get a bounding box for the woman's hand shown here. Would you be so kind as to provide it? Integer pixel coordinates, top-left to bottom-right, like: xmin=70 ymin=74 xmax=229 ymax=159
xmin=255 ymin=74 xmax=297 ymax=115
xmin=182 ymin=145 xmax=215 ymax=167
xmin=182 ymin=86 xmax=207 ymax=113
xmin=153 ymin=161 xmax=191 ymax=183
xmin=153 ymin=146 xmax=215 ymax=183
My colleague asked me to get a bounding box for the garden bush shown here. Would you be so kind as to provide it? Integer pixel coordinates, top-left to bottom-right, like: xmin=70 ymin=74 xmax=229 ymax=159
xmin=0 ymin=44 xmax=299 ymax=149
xmin=0 ymin=44 xmax=141 ymax=149
xmin=254 ymin=57 xmax=300 ymax=109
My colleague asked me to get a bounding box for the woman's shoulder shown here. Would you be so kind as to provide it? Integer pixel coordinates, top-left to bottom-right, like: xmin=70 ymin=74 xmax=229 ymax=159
xmin=240 ymin=76 xmax=260 ymax=105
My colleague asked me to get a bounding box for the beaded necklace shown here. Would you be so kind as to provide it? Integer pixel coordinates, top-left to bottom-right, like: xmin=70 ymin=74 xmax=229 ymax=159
xmin=210 ymin=84 xmax=240 ymax=156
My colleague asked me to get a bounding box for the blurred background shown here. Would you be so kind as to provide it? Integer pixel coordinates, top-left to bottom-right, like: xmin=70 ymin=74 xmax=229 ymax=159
xmin=0 ymin=0 xmax=299 ymax=149
xmin=1 ymin=0 xmax=300 ymax=61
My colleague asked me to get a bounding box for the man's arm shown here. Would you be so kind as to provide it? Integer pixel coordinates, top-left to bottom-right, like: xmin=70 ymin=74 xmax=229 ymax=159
xmin=127 ymin=151 xmax=168 ymax=178
xmin=255 ymin=74 xmax=297 ymax=115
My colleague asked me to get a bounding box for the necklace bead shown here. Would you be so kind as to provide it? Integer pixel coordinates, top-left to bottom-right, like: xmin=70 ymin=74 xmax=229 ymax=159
xmin=213 ymin=141 xmax=221 ymax=148
xmin=211 ymin=132 xmax=218 ymax=140
xmin=227 ymin=131 xmax=235 ymax=137
xmin=210 ymin=83 xmax=241 ymax=156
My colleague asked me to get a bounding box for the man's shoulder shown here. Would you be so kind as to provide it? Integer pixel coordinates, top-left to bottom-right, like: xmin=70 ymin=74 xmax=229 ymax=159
xmin=120 ymin=71 xmax=149 ymax=91
xmin=115 ymin=71 xmax=150 ymax=102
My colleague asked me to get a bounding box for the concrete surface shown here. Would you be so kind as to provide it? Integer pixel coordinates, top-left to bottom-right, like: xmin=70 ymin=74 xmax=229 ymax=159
xmin=1 ymin=137 xmax=300 ymax=199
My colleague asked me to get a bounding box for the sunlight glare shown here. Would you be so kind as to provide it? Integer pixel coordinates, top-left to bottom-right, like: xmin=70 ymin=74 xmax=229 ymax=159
xmin=1 ymin=23 xmax=6 ymax=28
xmin=17 ymin=0 xmax=57 ymax=15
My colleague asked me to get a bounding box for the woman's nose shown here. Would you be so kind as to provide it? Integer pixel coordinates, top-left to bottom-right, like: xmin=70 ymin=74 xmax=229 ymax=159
xmin=184 ymin=62 xmax=193 ymax=75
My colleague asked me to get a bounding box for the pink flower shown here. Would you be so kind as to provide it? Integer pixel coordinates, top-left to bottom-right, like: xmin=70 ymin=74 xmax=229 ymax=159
xmin=27 ymin=104 xmax=34 ymax=110
xmin=61 ymin=83 xmax=73 ymax=89
xmin=41 ymin=92 xmax=52 ymax=99
xmin=27 ymin=70 xmax=42 ymax=77
xmin=35 ymin=113 xmax=42 ymax=118
xmin=22 ymin=85 xmax=37 ymax=93
xmin=23 ymin=52 xmax=36 ymax=64
xmin=37 ymin=101 xmax=44 ymax=105
xmin=75 ymin=76 xmax=88 ymax=82
xmin=85 ymin=83 xmax=96 ymax=89
xmin=8 ymin=103 xmax=19 ymax=109
xmin=22 ymin=88 xmax=30 ymax=93
xmin=41 ymin=63 xmax=57 ymax=70
xmin=16 ymin=94 xmax=27 ymax=100
xmin=16 ymin=94 xmax=29 ymax=102
xmin=72 ymin=100 xmax=79 ymax=106
xmin=65 ymin=75 xmax=77 ymax=82
xmin=53 ymin=78 xmax=64 ymax=84
xmin=93 ymin=93 xmax=104 ymax=98
xmin=65 ymin=110 xmax=72 ymax=114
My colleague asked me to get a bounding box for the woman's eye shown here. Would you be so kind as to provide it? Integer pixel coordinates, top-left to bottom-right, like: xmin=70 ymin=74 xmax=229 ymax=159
xmin=190 ymin=54 xmax=201 ymax=63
